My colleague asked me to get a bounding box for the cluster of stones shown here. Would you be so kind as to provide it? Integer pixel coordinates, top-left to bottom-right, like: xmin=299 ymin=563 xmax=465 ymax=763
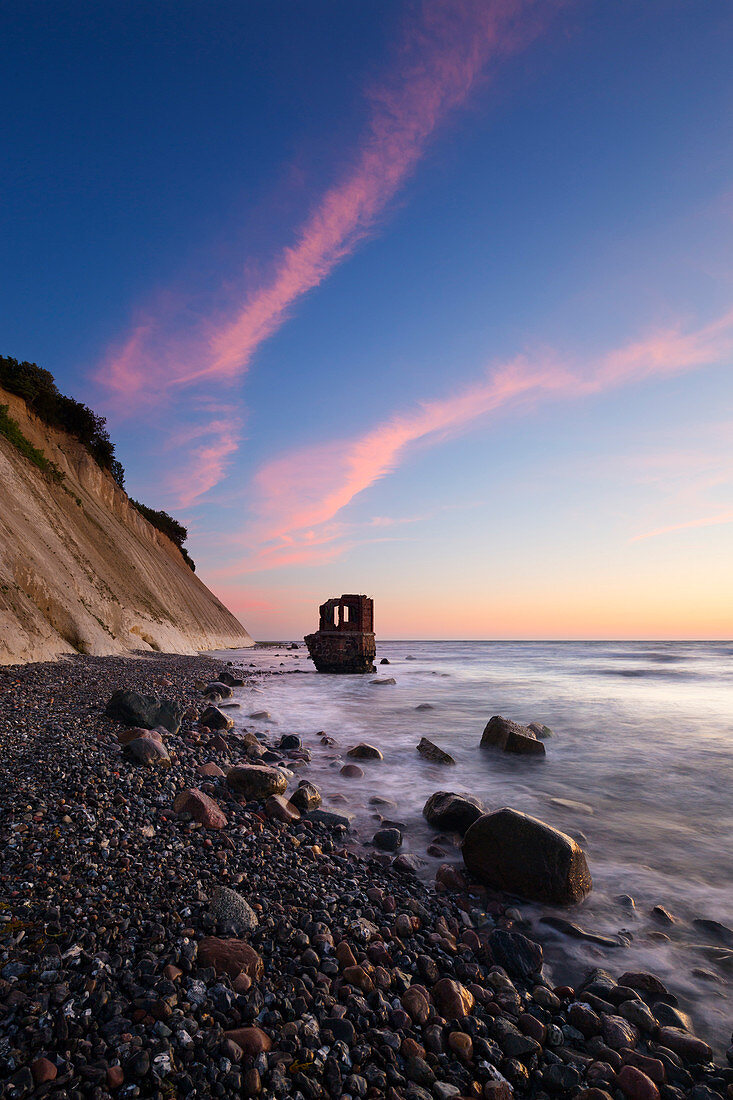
xmin=0 ymin=654 xmax=730 ymax=1100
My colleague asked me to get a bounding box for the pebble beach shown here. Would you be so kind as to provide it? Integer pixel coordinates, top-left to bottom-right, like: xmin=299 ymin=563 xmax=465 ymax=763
xmin=1 ymin=653 xmax=731 ymax=1100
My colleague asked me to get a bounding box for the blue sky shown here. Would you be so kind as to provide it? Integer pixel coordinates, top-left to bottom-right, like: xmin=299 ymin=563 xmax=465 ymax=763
xmin=2 ymin=1 xmax=732 ymax=638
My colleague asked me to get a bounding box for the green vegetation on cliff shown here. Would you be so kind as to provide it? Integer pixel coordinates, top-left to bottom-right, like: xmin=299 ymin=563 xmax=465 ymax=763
xmin=0 ymin=356 xmax=194 ymax=570
xmin=0 ymin=404 xmax=65 ymax=483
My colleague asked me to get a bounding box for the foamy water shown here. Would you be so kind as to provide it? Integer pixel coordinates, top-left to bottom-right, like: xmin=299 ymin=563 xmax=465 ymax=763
xmin=209 ymin=639 xmax=733 ymax=1051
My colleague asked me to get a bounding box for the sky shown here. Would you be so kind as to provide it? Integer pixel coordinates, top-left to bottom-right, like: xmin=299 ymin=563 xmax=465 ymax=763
xmin=2 ymin=0 xmax=732 ymax=640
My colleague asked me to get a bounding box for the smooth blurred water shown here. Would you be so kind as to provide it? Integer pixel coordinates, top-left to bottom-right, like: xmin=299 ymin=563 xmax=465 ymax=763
xmin=209 ymin=640 xmax=733 ymax=1050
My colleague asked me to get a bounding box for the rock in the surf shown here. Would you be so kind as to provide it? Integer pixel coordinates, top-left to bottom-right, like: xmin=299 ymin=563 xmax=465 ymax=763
xmin=347 ymin=743 xmax=383 ymax=760
xmin=462 ymin=807 xmax=592 ymax=905
xmin=289 ymin=781 xmax=322 ymax=812
xmin=417 ymin=737 xmax=455 ymax=764
xmin=480 ymin=715 xmax=546 ymax=756
xmin=423 ymin=791 xmax=484 ymax=834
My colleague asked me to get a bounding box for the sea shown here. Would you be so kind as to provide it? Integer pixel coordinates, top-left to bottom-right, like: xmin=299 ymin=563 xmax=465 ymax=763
xmin=208 ymin=639 xmax=733 ymax=1051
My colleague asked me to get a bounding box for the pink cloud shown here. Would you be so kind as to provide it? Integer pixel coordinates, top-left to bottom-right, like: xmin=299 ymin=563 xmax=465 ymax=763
xmin=631 ymin=509 xmax=733 ymax=542
xmin=234 ymin=305 xmax=733 ymax=571
xmin=168 ymin=412 xmax=243 ymax=507
xmin=97 ymin=0 xmax=551 ymax=406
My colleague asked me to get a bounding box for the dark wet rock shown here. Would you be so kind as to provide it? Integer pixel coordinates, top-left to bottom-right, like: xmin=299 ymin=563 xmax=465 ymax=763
xmin=347 ymin=743 xmax=383 ymax=760
xmin=528 ymin=720 xmax=553 ymax=738
xmin=416 ymin=737 xmax=455 ymax=764
xmin=340 ymin=762 xmax=364 ymax=777
xmin=289 ymin=780 xmax=322 ymax=812
xmin=393 ymin=852 xmax=427 ymax=874
xmin=542 ymin=915 xmax=621 ymax=947
xmin=217 ymin=670 xmax=245 ymax=686
xmin=415 ymin=702 xmax=434 ymax=710
xmin=210 ymin=886 xmax=258 ymax=934
xmin=462 ymin=807 xmax=592 ymax=904
xmin=692 ymin=918 xmax=733 ymax=947
xmin=380 ymin=657 xmax=390 ymax=664
xmin=200 ymin=704 xmax=234 ymax=730
xmin=278 ymin=733 xmax=301 ymax=750
xmin=480 ymin=715 xmax=546 ymax=756
xmin=308 ymin=808 xmax=354 ymax=828
xmin=373 ymin=827 xmax=402 ymax=851
xmin=651 ymin=905 xmax=676 ymax=925
xmin=226 ymin=764 xmax=286 ymax=799
xmin=423 ymin=790 xmax=484 ymax=834
xmin=489 ymin=928 xmax=543 ymax=980
xmin=370 ymin=676 xmax=396 ymax=685
xmin=249 ymin=710 xmax=271 ymax=720
xmin=204 ymin=680 xmax=234 ymax=698
xmin=105 ymin=688 xmax=184 ymax=733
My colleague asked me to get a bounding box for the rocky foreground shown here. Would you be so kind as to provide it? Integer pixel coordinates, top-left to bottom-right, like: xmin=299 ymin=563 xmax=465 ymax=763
xmin=0 ymin=655 xmax=731 ymax=1100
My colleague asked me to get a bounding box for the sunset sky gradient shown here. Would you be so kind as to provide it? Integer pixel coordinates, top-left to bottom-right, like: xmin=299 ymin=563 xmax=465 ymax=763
xmin=2 ymin=0 xmax=732 ymax=638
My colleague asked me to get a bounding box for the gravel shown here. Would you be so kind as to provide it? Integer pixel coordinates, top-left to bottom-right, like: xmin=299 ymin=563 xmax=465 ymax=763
xmin=0 ymin=653 xmax=730 ymax=1100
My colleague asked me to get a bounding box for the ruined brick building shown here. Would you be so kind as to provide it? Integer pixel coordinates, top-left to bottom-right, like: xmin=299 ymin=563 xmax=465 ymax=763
xmin=304 ymin=594 xmax=376 ymax=674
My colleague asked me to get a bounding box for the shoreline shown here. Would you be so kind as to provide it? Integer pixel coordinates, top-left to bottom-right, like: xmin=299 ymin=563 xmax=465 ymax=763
xmin=0 ymin=653 xmax=730 ymax=1099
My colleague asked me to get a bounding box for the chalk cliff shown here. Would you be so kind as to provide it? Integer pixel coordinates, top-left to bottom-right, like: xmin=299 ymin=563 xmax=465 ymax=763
xmin=0 ymin=387 xmax=253 ymax=664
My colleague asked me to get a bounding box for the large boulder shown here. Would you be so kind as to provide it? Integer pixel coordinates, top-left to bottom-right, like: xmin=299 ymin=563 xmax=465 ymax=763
xmin=226 ymin=765 xmax=287 ymax=800
xmin=105 ymin=689 xmax=184 ymax=734
xmin=423 ymin=791 xmax=484 ymax=835
xmin=462 ymin=808 xmax=592 ymax=905
xmin=417 ymin=737 xmax=455 ymax=765
xmin=481 ymin=715 xmax=546 ymax=756
xmin=173 ymin=788 xmax=227 ymax=829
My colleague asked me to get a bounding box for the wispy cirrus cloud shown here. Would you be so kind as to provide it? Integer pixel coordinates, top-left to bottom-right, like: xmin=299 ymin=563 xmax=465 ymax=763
xmin=227 ymin=304 xmax=733 ymax=571
xmin=97 ymin=0 xmax=553 ymax=408
xmin=631 ymin=509 xmax=733 ymax=542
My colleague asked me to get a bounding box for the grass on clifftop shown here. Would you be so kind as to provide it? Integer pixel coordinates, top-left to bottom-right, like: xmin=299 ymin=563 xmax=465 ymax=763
xmin=0 ymin=404 xmax=65 ymax=483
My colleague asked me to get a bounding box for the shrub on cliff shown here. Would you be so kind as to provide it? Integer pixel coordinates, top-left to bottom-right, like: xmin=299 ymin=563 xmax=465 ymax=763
xmin=0 ymin=356 xmax=124 ymax=488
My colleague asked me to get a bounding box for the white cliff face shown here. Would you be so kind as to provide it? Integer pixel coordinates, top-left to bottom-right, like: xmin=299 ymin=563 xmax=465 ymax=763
xmin=0 ymin=388 xmax=253 ymax=664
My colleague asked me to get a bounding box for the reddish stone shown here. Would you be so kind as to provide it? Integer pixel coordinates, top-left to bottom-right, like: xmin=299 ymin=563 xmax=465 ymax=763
xmin=617 ymin=1065 xmax=660 ymax=1100
xmin=435 ymin=863 xmax=467 ymax=892
xmin=401 ymin=986 xmax=431 ymax=1024
xmin=518 ymin=1012 xmax=546 ymax=1042
xmin=342 ymin=964 xmax=374 ymax=993
xmin=656 ymin=1027 xmax=712 ymax=1063
xmin=484 ymin=1082 xmax=514 ymax=1100
xmin=448 ymin=1031 xmax=473 ymax=1059
xmin=233 ymin=972 xmax=252 ymax=994
xmin=432 ymin=977 xmax=474 ymax=1019
xmin=107 ymin=1065 xmax=124 ymax=1089
xmin=116 ymin=726 xmax=155 ymax=745
xmin=197 ymin=937 xmax=264 ymax=981
xmin=265 ymin=794 xmax=300 ymax=823
xmin=31 ymin=1058 xmax=57 ymax=1084
xmin=197 ymin=762 xmax=226 ymax=778
xmin=336 ymin=940 xmax=357 ymax=968
xmin=173 ymin=788 xmax=227 ymax=829
xmin=401 ymin=1037 xmax=426 ymax=1059
xmin=223 ymin=1027 xmax=272 ymax=1057
xmin=620 ymin=1050 xmax=666 ymax=1084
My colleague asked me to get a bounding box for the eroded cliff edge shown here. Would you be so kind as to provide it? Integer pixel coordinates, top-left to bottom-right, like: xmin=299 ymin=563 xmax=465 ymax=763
xmin=0 ymin=387 xmax=253 ymax=663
